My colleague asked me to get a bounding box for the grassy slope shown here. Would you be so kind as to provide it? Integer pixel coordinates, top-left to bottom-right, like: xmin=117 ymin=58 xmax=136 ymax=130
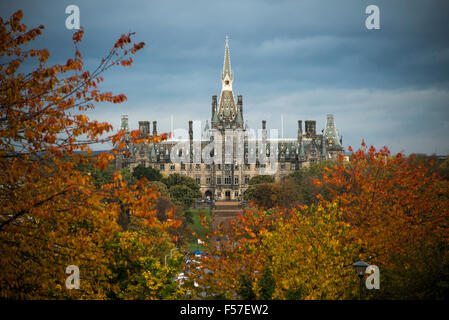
xmin=186 ymin=208 xmax=211 ymax=253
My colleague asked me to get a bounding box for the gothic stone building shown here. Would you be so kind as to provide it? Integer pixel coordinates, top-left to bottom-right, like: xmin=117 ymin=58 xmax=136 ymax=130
xmin=115 ymin=37 xmax=344 ymax=201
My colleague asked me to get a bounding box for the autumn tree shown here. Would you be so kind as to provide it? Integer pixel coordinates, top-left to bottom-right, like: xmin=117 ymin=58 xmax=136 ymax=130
xmin=192 ymin=203 xmax=359 ymax=299
xmin=288 ymin=160 xmax=335 ymax=206
xmin=244 ymin=182 xmax=281 ymax=208
xmin=318 ymin=143 xmax=449 ymax=299
xmin=162 ymin=173 xmax=201 ymax=209
xmin=244 ymin=177 xmax=302 ymax=209
xmin=437 ymin=155 xmax=449 ymax=180
xmin=248 ymin=175 xmax=275 ymax=185
xmin=0 ymin=10 xmax=180 ymax=299
xmin=132 ymin=164 xmax=162 ymax=182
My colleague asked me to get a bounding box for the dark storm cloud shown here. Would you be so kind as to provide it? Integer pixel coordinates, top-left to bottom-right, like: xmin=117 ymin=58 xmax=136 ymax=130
xmin=1 ymin=0 xmax=448 ymax=154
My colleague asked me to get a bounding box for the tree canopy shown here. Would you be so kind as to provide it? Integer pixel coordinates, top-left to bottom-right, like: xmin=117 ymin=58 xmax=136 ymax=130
xmin=0 ymin=10 xmax=179 ymax=299
xmin=132 ymin=164 xmax=162 ymax=182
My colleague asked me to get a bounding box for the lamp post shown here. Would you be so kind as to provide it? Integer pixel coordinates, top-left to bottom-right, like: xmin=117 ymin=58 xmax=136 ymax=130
xmin=352 ymin=261 xmax=369 ymax=300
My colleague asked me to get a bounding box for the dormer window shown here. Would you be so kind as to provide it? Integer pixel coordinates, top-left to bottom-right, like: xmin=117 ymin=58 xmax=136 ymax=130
xmin=225 ymin=80 xmax=229 ymax=85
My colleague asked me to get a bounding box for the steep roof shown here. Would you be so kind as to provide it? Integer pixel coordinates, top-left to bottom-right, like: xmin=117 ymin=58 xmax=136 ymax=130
xmin=323 ymin=114 xmax=342 ymax=148
xmin=222 ymin=34 xmax=233 ymax=82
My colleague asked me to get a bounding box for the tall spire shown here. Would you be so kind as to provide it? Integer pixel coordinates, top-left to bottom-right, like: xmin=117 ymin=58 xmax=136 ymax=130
xmin=216 ymin=35 xmax=238 ymax=126
xmin=221 ymin=34 xmax=233 ymax=91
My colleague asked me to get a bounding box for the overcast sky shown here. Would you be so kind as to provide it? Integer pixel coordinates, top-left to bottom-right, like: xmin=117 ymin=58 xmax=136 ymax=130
xmin=1 ymin=0 xmax=449 ymax=154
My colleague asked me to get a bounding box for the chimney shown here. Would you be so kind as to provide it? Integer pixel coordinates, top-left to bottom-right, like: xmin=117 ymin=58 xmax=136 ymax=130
xmin=152 ymin=121 xmax=157 ymax=135
xmin=310 ymin=120 xmax=316 ymax=136
xmin=138 ymin=121 xmax=150 ymax=136
xmin=305 ymin=120 xmax=316 ymax=137
xmin=189 ymin=120 xmax=193 ymax=163
xmin=189 ymin=120 xmax=193 ymax=139
xmin=261 ymin=120 xmax=267 ymax=142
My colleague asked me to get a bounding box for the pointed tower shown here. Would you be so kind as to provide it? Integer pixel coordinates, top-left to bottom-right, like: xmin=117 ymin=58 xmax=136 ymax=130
xmin=323 ymin=114 xmax=342 ymax=148
xmin=121 ymin=115 xmax=130 ymax=133
xmin=222 ymin=35 xmax=233 ymax=90
xmin=213 ymin=35 xmax=242 ymax=130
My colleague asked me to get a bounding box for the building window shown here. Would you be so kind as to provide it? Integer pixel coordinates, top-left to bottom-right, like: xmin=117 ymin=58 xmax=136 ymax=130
xmin=196 ymin=176 xmax=201 ymax=185
xmin=255 ymin=162 xmax=260 ymax=169
xmin=234 ymin=164 xmax=239 ymax=170
xmin=235 ymin=191 xmax=239 ymax=197
xmin=181 ymin=163 xmax=186 ymax=171
xmin=170 ymin=164 xmax=175 ymax=171
xmin=245 ymin=164 xmax=251 ymax=171
xmin=206 ymin=164 xmax=211 ymax=171
xmin=291 ymin=163 xmax=296 ymax=170
xmin=206 ymin=176 xmax=211 ymax=184
xmin=217 ymin=192 xmax=221 ymax=198
xmin=217 ymin=164 xmax=221 ymax=171
xmin=234 ymin=176 xmax=239 ymax=185
xmin=280 ymin=163 xmax=286 ymax=170
xmin=245 ymin=175 xmax=250 ymax=184
xmin=195 ymin=164 xmax=201 ymax=171
xmin=217 ymin=176 xmax=222 ymax=185
xmin=159 ymin=164 xmax=165 ymax=171
xmin=224 ymin=175 xmax=232 ymax=185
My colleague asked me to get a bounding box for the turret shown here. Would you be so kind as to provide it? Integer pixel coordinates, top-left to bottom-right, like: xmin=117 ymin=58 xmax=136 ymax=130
xmin=152 ymin=121 xmax=157 ymax=136
xmin=121 ymin=115 xmax=129 ymax=133
xmin=297 ymin=120 xmax=302 ymax=142
xmin=236 ymin=95 xmax=244 ymax=125
xmin=188 ymin=120 xmax=193 ymax=163
xmin=211 ymin=95 xmax=218 ymax=123
xmin=323 ymin=114 xmax=342 ymax=148
xmin=262 ymin=120 xmax=267 ymax=140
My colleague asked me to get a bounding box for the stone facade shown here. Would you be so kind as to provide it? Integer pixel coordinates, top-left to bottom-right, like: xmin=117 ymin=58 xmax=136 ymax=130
xmin=115 ymin=37 xmax=344 ymax=201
